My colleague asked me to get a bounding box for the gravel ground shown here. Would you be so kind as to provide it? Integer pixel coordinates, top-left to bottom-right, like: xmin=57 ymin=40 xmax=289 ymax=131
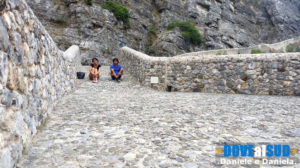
xmin=17 ymin=66 xmax=300 ymax=168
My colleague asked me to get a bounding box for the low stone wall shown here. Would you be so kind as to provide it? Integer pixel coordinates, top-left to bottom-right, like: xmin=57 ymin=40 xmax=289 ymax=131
xmin=0 ymin=0 xmax=80 ymax=167
xmin=120 ymin=47 xmax=300 ymax=96
xmin=176 ymin=36 xmax=300 ymax=57
xmin=120 ymin=48 xmax=168 ymax=90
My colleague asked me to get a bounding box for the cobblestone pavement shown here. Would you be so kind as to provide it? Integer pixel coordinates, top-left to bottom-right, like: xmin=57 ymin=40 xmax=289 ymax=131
xmin=18 ymin=66 xmax=299 ymax=168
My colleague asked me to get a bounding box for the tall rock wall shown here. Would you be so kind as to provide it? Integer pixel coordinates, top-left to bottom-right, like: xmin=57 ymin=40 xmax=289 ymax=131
xmin=120 ymin=47 xmax=300 ymax=96
xmin=26 ymin=0 xmax=300 ymax=64
xmin=0 ymin=0 xmax=80 ymax=167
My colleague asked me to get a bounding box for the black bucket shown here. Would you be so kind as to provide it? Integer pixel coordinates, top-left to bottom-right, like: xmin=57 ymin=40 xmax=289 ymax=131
xmin=77 ymin=72 xmax=85 ymax=79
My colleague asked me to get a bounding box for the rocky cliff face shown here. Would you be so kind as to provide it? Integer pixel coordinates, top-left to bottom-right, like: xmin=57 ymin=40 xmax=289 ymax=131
xmin=26 ymin=0 xmax=300 ymax=64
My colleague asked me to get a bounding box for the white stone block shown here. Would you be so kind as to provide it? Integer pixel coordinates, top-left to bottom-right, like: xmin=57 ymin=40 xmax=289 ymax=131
xmin=63 ymin=45 xmax=80 ymax=63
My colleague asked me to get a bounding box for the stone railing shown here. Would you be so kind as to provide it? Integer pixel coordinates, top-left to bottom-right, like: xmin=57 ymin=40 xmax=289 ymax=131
xmin=120 ymin=47 xmax=168 ymax=90
xmin=120 ymin=47 xmax=300 ymax=96
xmin=176 ymin=36 xmax=300 ymax=57
xmin=0 ymin=0 xmax=80 ymax=167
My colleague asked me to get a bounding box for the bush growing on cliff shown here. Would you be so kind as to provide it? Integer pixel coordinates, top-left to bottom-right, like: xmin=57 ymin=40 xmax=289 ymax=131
xmin=146 ymin=26 xmax=158 ymax=55
xmin=101 ymin=1 xmax=130 ymax=25
xmin=249 ymin=0 xmax=263 ymax=9
xmin=216 ymin=51 xmax=228 ymax=55
xmin=286 ymin=44 xmax=300 ymax=53
xmin=235 ymin=0 xmax=263 ymax=10
xmin=52 ymin=14 xmax=67 ymax=24
xmin=167 ymin=21 xmax=203 ymax=45
xmin=251 ymin=49 xmax=262 ymax=54
xmin=85 ymin=0 xmax=93 ymax=6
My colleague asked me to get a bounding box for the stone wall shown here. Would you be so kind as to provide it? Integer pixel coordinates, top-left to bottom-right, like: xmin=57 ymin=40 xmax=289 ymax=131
xmin=120 ymin=47 xmax=300 ymax=96
xmin=176 ymin=36 xmax=300 ymax=57
xmin=0 ymin=0 xmax=80 ymax=167
xmin=120 ymin=48 xmax=168 ymax=90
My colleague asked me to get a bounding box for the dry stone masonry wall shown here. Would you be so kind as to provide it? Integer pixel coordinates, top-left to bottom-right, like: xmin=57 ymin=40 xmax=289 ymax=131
xmin=120 ymin=47 xmax=300 ymax=96
xmin=120 ymin=48 xmax=168 ymax=91
xmin=176 ymin=36 xmax=300 ymax=57
xmin=0 ymin=0 xmax=80 ymax=167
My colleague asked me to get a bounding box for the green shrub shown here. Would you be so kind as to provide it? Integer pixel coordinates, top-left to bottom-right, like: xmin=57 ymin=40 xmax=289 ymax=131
xmin=52 ymin=14 xmax=67 ymax=24
xmin=216 ymin=51 xmax=228 ymax=55
xmin=286 ymin=45 xmax=293 ymax=52
xmin=101 ymin=1 xmax=130 ymax=25
xmin=85 ymin=0 xmax=93 ymax=6
xmin=286 ymin=44 xmax=300 ymax=53
xmin=251 ymin=49 xmax=262 ymax=54
xmin=107 ymin=47 xmax=112 ymax=54
xmin=149 ymin=26 xmax=157 ymax=36
xmin=146 ymin=26 xmax=158 ymax=55
xmin=249 ymin=0 xmax=263 ymax=9
xmin=236 ymin=0 xmax=263 ymax=10
xmin=167 ymin=21 xmax=203 ymax=45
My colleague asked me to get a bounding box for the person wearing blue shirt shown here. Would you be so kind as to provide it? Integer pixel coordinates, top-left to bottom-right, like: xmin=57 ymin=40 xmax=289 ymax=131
xmin=110 ymin=58 xmax=124 ymax=82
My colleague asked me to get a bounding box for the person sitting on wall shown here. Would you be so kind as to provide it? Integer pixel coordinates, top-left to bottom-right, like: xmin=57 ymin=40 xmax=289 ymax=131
xmin=89 ymin=58 xmax=101 ymax=83
xmin=110 ymin=58 xmax=124 ymax=82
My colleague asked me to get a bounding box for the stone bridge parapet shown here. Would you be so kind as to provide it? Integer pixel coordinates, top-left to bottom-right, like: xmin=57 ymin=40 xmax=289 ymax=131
xmin=120 ymin=47 xmax=300 ymax=96
xmin=0 ymin=0 xmax=80 ymax=167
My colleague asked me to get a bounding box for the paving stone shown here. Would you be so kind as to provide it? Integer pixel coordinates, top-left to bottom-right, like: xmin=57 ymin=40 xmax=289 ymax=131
xmin=17 ymin=66 xmax=300 ymax=168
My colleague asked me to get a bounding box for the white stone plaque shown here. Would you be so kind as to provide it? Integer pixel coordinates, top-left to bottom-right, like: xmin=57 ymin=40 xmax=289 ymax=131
xmin=150 ymin=77 xmax=159 ymax=84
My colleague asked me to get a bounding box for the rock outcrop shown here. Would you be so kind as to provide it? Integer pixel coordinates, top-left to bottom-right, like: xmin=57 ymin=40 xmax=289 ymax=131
xmin=0 ymin=0 xmax=80 ymax=167
xmin=26 ymin=0 xmax=300 ymax=64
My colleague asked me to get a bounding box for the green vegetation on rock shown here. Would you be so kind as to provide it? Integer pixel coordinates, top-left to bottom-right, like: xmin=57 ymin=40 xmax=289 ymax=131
xmin=85 ymin=0 xmax=93 ymax=6
xmin=101 ymin=1 xmax=130 ymax=25
xmin=167 ymin=21 xmax=203 ymax=45
xmin=216 ymin=51 xmax=228 ymax=55
xmin=52 ymin=14 xmax=67 ymax=24
xmin=286 ymin=44 xmax=300 ymax=52
xmin=249 ymin=0 xmax=263 ymax=9
xmin=236 ymin=0 xmax=263 ymax=10
xmin=146 ymin=26 xmax=157 ymax=55
xmin=251 ymin=49 xmax=262 ymax=54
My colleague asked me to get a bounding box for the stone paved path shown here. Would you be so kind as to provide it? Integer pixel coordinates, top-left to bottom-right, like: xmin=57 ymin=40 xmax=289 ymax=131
xmin=18 ymin=66 xmax=299 ymax=168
